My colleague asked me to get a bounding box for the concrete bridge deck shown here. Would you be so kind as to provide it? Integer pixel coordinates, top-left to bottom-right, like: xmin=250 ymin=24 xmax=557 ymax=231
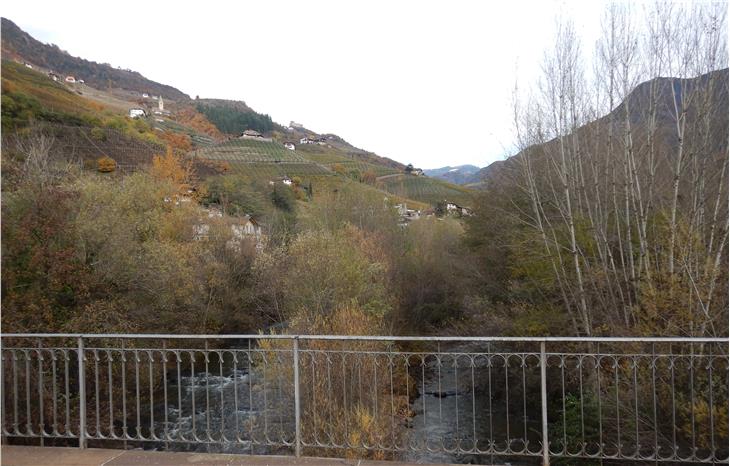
xmin=0 ymin=446 xmax=461 ymax=466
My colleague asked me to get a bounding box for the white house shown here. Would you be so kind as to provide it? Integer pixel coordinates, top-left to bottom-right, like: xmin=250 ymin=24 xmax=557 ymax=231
xmin=270 ymin=176 xmax=293 ymax=186
xmin=129 ymin=108 xmax=146 ymax=118
xmin=65 ymin=76 xmax=76 ymax=83
xmin=193 ymin=208 xmax=264 ymax=249
xmin=231 ymin=216 xmax=262 ymax=240
xmin=24 ymin=63 xmax=33 ymax=69
xmin=299 ymin=137 xmax=311 ymax=144
xmin=78 ymin=79 xmax=85 ymax=84
xmin=444 ymin=202 xmax=472 ymax=217
xmin=48 ymin=72 xmax=59 ymax=82
xmin=284 ymin=142 xmax=295 ymax=151
xmin=142 ymin=93 xmax=149 ymax=98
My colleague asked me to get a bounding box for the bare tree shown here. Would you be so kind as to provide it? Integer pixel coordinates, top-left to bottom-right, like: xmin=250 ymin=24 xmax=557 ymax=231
xmin=511 ymin=1 xmax=728 ymax=336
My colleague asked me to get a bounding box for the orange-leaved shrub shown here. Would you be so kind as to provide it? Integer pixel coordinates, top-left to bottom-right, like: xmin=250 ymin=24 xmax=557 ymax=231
xmin=97 ymin=156 xmax=116 ymax=173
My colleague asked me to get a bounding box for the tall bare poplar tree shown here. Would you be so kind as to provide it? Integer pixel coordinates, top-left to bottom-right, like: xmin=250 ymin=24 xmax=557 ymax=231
xmin=510 ymin=1 xmax=728 ymax=336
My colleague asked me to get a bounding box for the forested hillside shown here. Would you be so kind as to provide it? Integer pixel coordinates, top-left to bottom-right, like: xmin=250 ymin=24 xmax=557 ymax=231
xmin=195 ymin=98 xmax=276 ymax=134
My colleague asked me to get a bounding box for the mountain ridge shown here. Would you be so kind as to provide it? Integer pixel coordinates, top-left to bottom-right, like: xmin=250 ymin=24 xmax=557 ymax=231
xmin=473 ymin=69 xmax=729 ymax=187
xmin=423 ymin=164 xmax=481 ymax=185
xmin=1 ymin=17 xmax=190 ymax=101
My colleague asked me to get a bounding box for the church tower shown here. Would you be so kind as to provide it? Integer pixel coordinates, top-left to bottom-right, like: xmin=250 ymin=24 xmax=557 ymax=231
xmin=158 ymin=96 xmax=164 ymax=111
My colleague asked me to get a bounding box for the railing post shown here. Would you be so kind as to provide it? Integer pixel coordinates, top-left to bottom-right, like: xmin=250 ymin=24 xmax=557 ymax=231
xmin=293 ymin=336 xmax=301 ymax=457
xmin=540 ymin=340 xmax=549 ymax=466
xmin=77 ymin=336 xmax=86 ymax=449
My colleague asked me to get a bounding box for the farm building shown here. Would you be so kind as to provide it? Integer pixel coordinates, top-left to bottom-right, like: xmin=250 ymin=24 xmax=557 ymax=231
xmin=284 ymin=142 xmax=295 ymax=150
xmin=65 ymin=76 xmax=76 ymax=83
xmin=242 ymin=130 xmax=264 ymax=139
xmin=445 ymin=202 xmax=472 ymax=217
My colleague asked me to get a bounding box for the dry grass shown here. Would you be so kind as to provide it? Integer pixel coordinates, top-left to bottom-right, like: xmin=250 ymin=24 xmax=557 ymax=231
xmin=260 ymin=305 xmax=412 ymax=459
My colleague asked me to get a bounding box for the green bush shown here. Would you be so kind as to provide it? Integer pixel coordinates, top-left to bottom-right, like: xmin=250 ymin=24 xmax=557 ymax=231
xmin=90 ymin=127 xmax=106 ymax=141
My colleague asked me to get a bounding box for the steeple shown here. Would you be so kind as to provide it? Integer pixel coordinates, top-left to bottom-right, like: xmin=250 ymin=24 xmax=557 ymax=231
xmin=158 ymin=96 xmax=164 ymax=111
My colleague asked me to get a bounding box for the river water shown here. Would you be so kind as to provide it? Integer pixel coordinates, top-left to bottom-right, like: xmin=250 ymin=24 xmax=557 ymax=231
xmin=144 ymin=343 xmax=539 ymax=465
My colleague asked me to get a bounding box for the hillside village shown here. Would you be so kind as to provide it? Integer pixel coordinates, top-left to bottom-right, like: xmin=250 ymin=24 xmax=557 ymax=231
xmin=3 ymin=30 xmax=473 ymax=232
xmin=2 ymin=58 xmax=474 ymax=246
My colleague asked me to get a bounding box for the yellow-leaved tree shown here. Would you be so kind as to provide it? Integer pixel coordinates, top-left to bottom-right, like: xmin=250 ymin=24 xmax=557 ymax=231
xmin=150 ymin=146 xmax=194 ymax=194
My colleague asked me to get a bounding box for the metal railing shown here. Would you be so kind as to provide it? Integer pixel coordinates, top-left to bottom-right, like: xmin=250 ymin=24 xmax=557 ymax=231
xmin=0 ymin=334 xmax=727 ymax=465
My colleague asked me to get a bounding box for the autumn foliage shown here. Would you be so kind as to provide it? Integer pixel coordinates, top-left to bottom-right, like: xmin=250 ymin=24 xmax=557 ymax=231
xmin=150 ymin=146 xmax=193 ymax=191
xmin=158 ymin=131 xmax=192 ymax=152
xmin=97 ymin=156 xmax=116 ymax=173
xmin=173 ymin=106 xmax=224 ymax=140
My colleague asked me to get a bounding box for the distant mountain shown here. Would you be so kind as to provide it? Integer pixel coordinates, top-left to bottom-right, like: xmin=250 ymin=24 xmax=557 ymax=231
xmin=1 ymin=17 xmax=189 ymax=101
xmin=424 ymin=165 xmax=482 ymax=185
xmin=475 ymin=69 xmax=729 ymax=188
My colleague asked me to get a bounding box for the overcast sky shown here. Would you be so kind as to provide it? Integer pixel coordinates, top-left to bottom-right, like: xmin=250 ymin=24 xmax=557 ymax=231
xmin=4 ymin=0 xmax=606 ymax=168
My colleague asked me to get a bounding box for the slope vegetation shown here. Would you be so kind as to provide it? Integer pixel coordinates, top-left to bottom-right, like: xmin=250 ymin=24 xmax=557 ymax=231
xmin=1 ymin=17 xmax=188 ymax=101
xmin=377 ymin=174 xmax=474 ymax=206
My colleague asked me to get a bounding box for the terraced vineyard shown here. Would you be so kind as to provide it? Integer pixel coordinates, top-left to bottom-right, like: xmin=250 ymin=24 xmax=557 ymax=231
xmin=296 ymin=145 xmax=400 ymax=176
xmin=151 ymin=118 xmax=216 ymax=146
xmin=377 ymin=174 xmax=474 ymax=206
xmin=29 ymin=123 xmax=164 ymax=170
xmin=224 ymin=162 xmax=332 ymax=179
xmin=191 ymin=138 xmax=333 ymax=179
xmin=194 ymin=139 xmax=311 ymax=162
xmin=323 ymin=160 xmax=400 ymax=176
